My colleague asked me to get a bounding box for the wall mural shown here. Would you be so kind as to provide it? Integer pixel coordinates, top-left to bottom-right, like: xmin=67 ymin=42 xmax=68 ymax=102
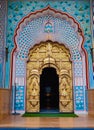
xmin=7 ymin=0 xmax=93 ymax=89
xmin=11 ymin=6 xmax=88 ymax=113
xmin=4 ymin=0 xmax=93 ymax=113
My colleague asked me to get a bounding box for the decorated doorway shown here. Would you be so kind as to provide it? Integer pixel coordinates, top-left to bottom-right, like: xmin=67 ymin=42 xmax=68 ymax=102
xmin=12 ymin=6 xmax=88 ymax=113
xmin=26 ymin=41 xmax=73 ymax=113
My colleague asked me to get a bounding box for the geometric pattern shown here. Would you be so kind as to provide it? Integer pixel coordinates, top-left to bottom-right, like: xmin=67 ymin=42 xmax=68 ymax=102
xmin=6 ymin=0 xmax=92 ymax=112
xmin=7 ymin=0 xmax=93 ymax=94
xmin=74 ymin=61 xmax=83 ymax=77
xmin=15 ymin=7 xmax=85 ymax=90
xmin=7 ymin=0 xmax=92 ymax=88
xmin=14 ymin=7 xmax=87 ymax=112
xmin=16 ymin=59 xmax=25 ymax=77
xmin=17 ymin=14 xmax=80 ymax=60
xmin=7 ymin=0 xmax=91 ymax=51
xmin=0 ymin=0 xmax=92 ymax=112
xmin=74 ymin=86 xmax=85 ymax=111
xmin=15 ymin=86 xmax=24 ymax=110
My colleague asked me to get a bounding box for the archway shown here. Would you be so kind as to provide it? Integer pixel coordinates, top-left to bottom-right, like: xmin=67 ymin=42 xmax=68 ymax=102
xmin=12 ymin=6 xmax=88 ymax=113
xmin=26 ymin=41 xmax=73 ymax=113
xmin=40 ymin=67 xmax=59 ymax=112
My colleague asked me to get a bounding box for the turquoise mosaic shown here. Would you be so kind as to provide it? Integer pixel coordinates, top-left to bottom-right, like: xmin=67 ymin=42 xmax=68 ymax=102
xmin=6 ymin=0 xmax=94 ymax=89
xmin=15 ymin=86 xmax=24 ymax=110
xmin=17 ymin=15 xmax=80 ymax=60
xmin=74 ymin=86 xmax=86 ymax=111
xmin=44 ymin=21 xmax=53 ymax=33
xmin=7 ymin=0 xmax=91 ymax=50
xmin=74 ymin=61 xmax=83 ymax=77
xmin=16 ymin=59 xmax=25 ymax=77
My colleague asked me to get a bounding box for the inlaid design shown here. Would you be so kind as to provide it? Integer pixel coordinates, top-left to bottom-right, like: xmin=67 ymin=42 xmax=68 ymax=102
xmin=26 ymin=41 xmax=73 ymax=112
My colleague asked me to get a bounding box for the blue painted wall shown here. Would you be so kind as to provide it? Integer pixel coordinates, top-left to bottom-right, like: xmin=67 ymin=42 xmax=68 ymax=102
xmin=0 ymin=0 xmax=7 ymax=88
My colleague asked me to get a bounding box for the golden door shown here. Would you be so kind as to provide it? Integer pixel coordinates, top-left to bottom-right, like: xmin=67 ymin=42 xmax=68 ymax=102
xmin=26 ymin=41 xmax=73 ymax=112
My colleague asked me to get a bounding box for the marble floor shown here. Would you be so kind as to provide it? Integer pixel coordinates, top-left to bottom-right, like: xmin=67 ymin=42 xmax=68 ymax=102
xmin=0 ymin=114 xmax=94 ymax=128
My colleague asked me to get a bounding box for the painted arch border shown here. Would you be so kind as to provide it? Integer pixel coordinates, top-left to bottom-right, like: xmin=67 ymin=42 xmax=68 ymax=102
xmin=10 ymin=6 xmax=89 ymax=89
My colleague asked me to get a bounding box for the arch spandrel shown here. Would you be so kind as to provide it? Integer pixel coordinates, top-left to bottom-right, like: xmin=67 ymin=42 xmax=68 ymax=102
xmin=26 ymin=41 xmax=73 ymax=112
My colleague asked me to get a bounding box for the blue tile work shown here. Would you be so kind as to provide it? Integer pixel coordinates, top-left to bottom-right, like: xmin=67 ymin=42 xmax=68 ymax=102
xmin=85 ymin=90 xmax=88 ymax=111
xmin=16 ymin=59 xmax=25 ymax=77
xmin=5 ymin=0 xmax=93 ymax=112
xmin=17 ymin=15 xmax=80 ymax=60
xmin=74 ymin=62 xmax=83 ymax=77
xmin=14 ymin=14 xmax=85 ymax=111
xmin=74 ymin=86 xmax=86 ymax=111
xmin=6 ymin=0 xmax=93 ymax=89
xmin=7 ymin=0 xmax=91 ymax=50
xmin=15 ymin=86 xmax=24 ymax=110
xmin=5 ymin=54 xmax=11 ymax=88
xmin=44 ymin=21 xmax=54 ymax=33
xmin=0 ymin=0 xmax=7 ymax=87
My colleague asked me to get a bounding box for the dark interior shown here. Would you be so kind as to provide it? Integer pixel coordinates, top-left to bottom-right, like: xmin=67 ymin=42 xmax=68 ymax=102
xmin=40 ymin=67 xmax=59 ymax=112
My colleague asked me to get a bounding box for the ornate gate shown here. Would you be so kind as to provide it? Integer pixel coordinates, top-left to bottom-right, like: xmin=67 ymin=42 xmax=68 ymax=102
xmin=26 ymin=41 xmax=73 ymax=112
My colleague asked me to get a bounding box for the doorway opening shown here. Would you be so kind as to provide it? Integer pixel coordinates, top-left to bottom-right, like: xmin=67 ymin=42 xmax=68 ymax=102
xmin=40 ymin=67 xmax=59 ymax=112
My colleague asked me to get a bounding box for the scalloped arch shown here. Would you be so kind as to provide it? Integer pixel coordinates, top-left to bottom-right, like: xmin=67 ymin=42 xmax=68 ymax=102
xmin=14 ymin=6 xmax=84 ymax=50
xmin=10 ymin=6 xmax=89 ymax=90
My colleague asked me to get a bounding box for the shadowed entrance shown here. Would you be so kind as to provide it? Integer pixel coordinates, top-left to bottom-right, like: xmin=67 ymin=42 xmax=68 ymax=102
xmin=40 ymin=67 xmax=59 ymax=112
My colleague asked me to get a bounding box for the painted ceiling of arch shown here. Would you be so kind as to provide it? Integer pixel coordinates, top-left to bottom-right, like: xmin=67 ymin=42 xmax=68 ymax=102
xmin=7 ymin=0 xmax=91 ymax=54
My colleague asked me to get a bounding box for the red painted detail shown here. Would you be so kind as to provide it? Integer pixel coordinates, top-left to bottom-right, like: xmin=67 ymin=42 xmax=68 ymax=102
xmin=80 ymin=33 xmax=89 ymax=89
